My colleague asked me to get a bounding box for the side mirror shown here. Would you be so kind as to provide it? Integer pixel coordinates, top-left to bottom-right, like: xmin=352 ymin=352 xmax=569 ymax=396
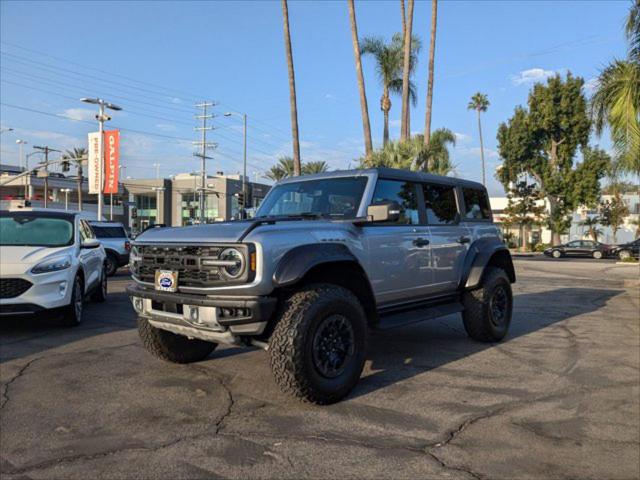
xmin=81 ymin=238 xmax=100 ymax=249
xmin=366 ymin=201 xmax=401 ymax=223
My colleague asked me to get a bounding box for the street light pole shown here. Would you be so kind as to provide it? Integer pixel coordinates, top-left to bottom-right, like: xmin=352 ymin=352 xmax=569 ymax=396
xmin=224 ymin=112 xmax=248 ymax=219
xmin=61 ymin=188 xmax=72 ymax=210
xmin=25 ymin=151 xmax=42 ymax=199
xmin=80 ymin=97 xmax=122 ymax=221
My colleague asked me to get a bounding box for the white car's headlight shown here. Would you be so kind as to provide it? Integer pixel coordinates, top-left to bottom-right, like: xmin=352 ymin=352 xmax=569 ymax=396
xmin=31 ymin=255 xmax=72 ymax=274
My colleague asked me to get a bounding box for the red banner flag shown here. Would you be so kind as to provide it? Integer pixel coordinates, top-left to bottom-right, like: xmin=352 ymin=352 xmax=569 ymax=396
xmin=103 ymin=130 xmax=120 ymax=194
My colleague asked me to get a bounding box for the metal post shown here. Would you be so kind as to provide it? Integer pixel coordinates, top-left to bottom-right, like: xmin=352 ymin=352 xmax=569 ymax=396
xmin=98 ymin=102 xmax=105 ymax=221
xmin=242 ymin=113 xmax=247 ymax=219
xmin=194 ymin=102 xmax=216 ymax=225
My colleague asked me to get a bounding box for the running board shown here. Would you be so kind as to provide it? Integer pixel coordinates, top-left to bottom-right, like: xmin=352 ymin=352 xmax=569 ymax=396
xmin=374 ymin=301 xmax=464 ymax=331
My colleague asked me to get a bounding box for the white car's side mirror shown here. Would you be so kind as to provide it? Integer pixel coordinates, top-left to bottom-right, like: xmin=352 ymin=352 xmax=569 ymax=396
xmin=81 ymin=238 xmax=100 ymax=249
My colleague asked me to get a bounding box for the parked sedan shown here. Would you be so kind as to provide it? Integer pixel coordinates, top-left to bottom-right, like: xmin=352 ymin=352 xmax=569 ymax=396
xmin=544 ymin=240 xmax=611 ymax=259
xmin=609 ymin=238 xmax=640 ymax=260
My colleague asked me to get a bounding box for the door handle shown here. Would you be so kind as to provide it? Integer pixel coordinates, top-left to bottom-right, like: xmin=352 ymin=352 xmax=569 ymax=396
xmin=458 ymin=236 xmax=471 ymax=244
xmin=413 ymin=237 xmax=430 ymax=247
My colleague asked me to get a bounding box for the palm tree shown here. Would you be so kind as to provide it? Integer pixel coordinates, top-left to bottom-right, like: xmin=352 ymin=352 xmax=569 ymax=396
xmin=281 ymin=0 xmax=302 ymax=176
xmin=400 ymin=0 xmax=415 ymax=141
xmin=580 ymin=216 xmax=602 ymax=242
xmin=303 ymin=161 xmax=329 ymax=174
xmin=66 ymin=147 xmax=87 ymax=211
xmin=591 ymin=1 xmax=640 ymax=175
xmin=265 ymin=156 xmax=295 ymax=181
xmin=347 ymin=0 xmax=373 ymax=159
xmin=360 ymin=128 xmax=455 ymax=176
xmin=361 ymin=34 xmax=420 ymax=146
xmin=424 ymin=0 xmax=438 ymax=147
xmin=467 ymin=92 xmax=490 ymax=186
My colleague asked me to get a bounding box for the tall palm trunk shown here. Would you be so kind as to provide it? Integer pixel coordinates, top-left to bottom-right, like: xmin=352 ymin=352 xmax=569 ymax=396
xmin=476 ymin=108 xmax=486 ymax=185
xmin=400 ymin=0 xmax=414 ymax=141
xmin=348 ymin=0 xmax=373 ymax=159
xmin=382 ymin=86 xmax=391 ymax=146
xmin=424 ymin=0 xmax=438 ymax=148
xmin=400 ymin=0 xmax=410 ymax=136
xmin=281 ymin=0 xmax=301 ymax=176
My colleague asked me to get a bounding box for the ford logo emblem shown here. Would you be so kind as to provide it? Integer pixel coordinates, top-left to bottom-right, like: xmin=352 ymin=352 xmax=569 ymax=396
xmin=159 ymin=277 xmax=173 ymax=288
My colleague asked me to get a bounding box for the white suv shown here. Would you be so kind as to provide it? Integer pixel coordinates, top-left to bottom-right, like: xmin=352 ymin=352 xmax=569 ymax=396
xmin=0 ymin=208 xmax=108 ymax=325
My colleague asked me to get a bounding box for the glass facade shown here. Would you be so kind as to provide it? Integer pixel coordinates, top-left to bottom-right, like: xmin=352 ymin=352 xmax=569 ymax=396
xmin=180 ymin=192 xmax=219 ymax=225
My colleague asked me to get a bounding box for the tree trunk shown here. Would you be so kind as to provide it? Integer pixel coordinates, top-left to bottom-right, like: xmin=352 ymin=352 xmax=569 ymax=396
xmin=382 ymin=88 xmax=391 ymax=147
xmin=347 ymin=0 xmax=373 ymax=159
xmin=400 ymin=0 xmax=410 ymax=138
xmin=424 ymin=0 xmax=438 ymax=147
xmin=281 ymin=0 xmax=301 ymax=176
xmin=477 ymin=109 xmax=486 ymax=186
xmin=400 ymin=0 xmax=414 ymax=141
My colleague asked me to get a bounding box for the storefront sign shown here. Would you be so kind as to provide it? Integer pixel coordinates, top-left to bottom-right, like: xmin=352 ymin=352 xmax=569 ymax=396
xmin=87 ymin=132 xmax=102 ymax=194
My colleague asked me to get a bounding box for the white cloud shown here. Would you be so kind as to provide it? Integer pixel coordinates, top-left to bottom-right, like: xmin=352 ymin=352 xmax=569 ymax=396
xmin=61 ymin=108 xmax=96 ymax=122
xmin=170 ymin=97 xmax=183 ymax=104
xmin=509 ymin=68 xmax=558 ymax=86
xmin=156 ymin=123 xmax=177 ymax=132
xmin=324 ymin=93 xmax=335 ymax=100
xmin=454 ymin=132 xmax=472 ymax=144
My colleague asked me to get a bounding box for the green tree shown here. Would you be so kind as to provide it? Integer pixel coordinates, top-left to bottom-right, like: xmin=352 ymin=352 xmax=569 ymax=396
xmin=497 ymin=74 xmax=608 ymax=244
xmin=599 ymin=188 xmax=630 ymax=244
xmin=467 ymin=92 xmax=490 ymax=185
xmin=502 ymin=181 xmax=546 ymax=252
xmin=360 ymin=129 xmax=455 ymax=176
xmin=361 ymin=33 xmax=420 ymax=146
xmin=265 ymin=156 xmax=295 ymax=181
xmin=303 ymin=161 xmax=329 ymax=174
xmin=65 ymin=147 xmax=87 ymax=211
xmin=590 ymin=1 xmax=640 ymax=175
xmin=579 ymin=216 xmax=603 ymax=242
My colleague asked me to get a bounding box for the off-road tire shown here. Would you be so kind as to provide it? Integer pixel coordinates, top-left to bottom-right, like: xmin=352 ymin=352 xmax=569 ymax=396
xmin=462 ymin=267 xmax=512 ymax=343
xmin=60 ymin=275 xmax=84 ymax=327
xmin=138 ymin=317 xmax=217 ymax=363
xmin=91 ymin=267 xmax=107 ymax=302
xmin=592 ymin=250 xmax=603 ymax=260
xmin=269 ymin=284 xmax=367 ymax=405
xmin=105 ymin=253 xmax=118 ymax=276
xmin=552 ymin=249 xmax=562 ymax=258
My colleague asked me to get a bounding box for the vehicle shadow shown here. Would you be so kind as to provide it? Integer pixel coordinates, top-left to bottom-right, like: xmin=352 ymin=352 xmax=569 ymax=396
xmin=351 ymin=287 xmax=624 ymax=399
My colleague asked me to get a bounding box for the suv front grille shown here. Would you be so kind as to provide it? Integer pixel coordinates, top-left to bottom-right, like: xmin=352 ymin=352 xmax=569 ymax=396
xmin=133 ymin=245 xmax=232 ymax=288
xmin=0 ymin=278 xmax=33 ymax=299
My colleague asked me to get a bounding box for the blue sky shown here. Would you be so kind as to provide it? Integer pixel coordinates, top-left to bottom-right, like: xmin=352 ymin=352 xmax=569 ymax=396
xmin=0 ymin=0 xmax=630 ymax=194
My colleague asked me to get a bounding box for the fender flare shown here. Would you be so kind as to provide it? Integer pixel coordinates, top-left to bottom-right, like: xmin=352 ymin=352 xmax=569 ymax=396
xmin=273 ymin=243 xmax=361 ymax=287
xmin=459 ymin=237 xmax=515 ymax=290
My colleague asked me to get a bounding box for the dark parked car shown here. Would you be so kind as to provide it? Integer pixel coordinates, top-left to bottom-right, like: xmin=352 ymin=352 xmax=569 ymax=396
xmin=610 ymin=238 xmax=640 ymax=260
xmin=544 ymin=240 xmax=611 ymax=259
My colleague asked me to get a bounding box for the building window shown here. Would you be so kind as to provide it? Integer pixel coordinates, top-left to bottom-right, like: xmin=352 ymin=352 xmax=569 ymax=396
xmin=181 ymin=192 xmax=219 ymax=225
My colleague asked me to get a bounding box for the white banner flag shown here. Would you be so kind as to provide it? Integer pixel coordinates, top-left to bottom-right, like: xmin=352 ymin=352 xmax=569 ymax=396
xmin=88 ymin=132 xmax=102 ymax=194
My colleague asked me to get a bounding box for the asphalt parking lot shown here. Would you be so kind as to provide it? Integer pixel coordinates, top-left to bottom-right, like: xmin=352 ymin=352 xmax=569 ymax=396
xmin=1 ymin=257 xmax=639 ymax=480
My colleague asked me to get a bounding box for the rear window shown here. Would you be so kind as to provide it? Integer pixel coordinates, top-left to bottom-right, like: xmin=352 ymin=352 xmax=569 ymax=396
xmin=422 ymin=183 xmax=458 ymax=225
xmin=91 ymin=225 xmax=127 ymax=238
xmin=462 ymin=187 xmax=491 ymax=220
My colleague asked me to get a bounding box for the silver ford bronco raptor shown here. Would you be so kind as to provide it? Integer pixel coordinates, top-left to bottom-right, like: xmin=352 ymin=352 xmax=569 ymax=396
xmin=128 ymin=168 xmax=515 ymax=404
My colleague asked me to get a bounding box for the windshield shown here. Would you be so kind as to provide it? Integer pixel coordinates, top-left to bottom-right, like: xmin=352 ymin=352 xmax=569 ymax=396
xmin=0 ymin=214 xmax=74 ymax=247
xmin=256 ymin=177 xmax=368 ymax=219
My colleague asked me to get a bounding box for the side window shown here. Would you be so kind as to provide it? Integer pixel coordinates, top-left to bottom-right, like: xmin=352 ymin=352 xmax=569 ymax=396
xmin=462 ymin=187 xmax=492 ymax=220
xmin=422 ymin=183 xmax=458 ymax=225
xmin=79 ymin=220 xmax=95 ymax=241
xmin=371 ymin=179 xmax=420 ymax=225
xmin=567 ymin=241 xmax=580 ymax=247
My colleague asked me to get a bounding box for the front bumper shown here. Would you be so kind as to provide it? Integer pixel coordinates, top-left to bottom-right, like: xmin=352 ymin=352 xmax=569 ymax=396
xmin=0 ymin=270 xmax=74 ymax=315
xmin=127 ymin=283 xmax=277 ymax=341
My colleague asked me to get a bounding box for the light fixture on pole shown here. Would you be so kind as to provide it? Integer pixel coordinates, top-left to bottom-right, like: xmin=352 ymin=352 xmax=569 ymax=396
xmin=0 ymin=127 xmax=14 ymax=135
xmin=60 ymin=188 xmax=72 ymax=210
xmin=223 ymin=112 xmax=247 ymax=219
xmin=80 ymin=97 xmax=122 ymax=220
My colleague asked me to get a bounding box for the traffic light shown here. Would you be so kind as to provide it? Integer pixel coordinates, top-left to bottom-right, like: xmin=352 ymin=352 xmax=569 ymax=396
xmin=237 ymin=192 xmax=245 ymax=207
xmin=61 ymin=157 xmax=70 ymax=172
xmin=131 ymin=207 xmax=138 ymax=219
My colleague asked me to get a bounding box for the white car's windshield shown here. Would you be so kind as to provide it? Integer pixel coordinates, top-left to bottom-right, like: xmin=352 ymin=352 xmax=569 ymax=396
xmin=256 ymin=177 xmax=368 ymax=219
xmin=0 ymin=213 xmax=74 ymax=247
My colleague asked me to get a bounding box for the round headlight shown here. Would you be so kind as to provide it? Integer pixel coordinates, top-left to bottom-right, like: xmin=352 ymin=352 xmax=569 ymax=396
xmin=219 ymin=248 xmax=244 ymax=278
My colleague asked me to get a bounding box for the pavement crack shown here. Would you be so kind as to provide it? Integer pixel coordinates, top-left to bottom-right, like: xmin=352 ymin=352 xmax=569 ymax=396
xmin=426 ymin=407 xmax=504 ymax=449
xmin=425 ymin=450 xmax=484 ymax=480
xmin=0 ymin=356 xmax=42 ymax=411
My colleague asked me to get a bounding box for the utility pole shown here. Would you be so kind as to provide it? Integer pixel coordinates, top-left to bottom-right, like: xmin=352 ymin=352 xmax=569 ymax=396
xmin=33 ymin=145 xmax=60 ymax=208
xmin=224 ymin=112 xmax=248 ymax=219
xmin=194 ymin=102 xmax=217 ymax=224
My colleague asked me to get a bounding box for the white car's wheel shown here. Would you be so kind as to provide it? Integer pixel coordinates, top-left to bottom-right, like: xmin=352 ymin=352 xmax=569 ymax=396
xmin=61 ymin=275 xmax=83 ymax=326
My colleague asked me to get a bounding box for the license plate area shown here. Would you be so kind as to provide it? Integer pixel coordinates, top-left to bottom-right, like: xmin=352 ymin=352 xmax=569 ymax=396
xmin=155 ymin=270 xmax=178 ymax=292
